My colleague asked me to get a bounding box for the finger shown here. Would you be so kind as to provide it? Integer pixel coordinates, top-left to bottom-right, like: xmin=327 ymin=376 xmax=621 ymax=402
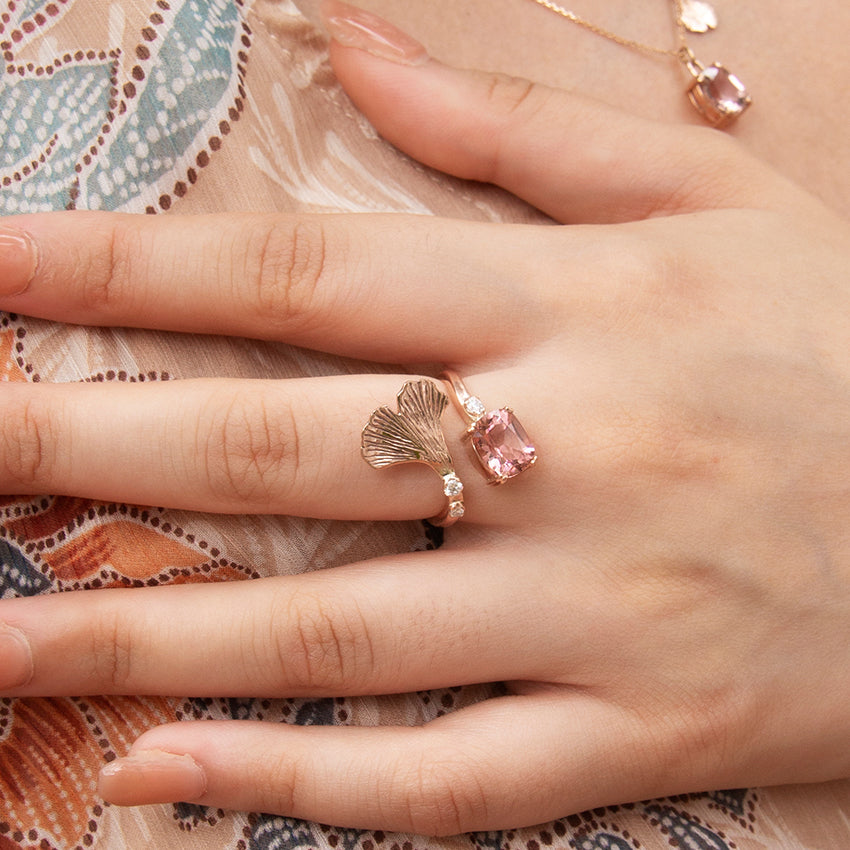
xmin=0 ymin=547 xmax=578 ymax=699
xmin=0 ymin=364 xmax=557 ymax=523
xmin=97 ymin=694 xmax=686 ymax=834
xmin=322 ymin=1 xmax=812 ymax=223
xmin=0 ymin=209 xmax=552 ymax=362
xmin=0 ymin=374 xmax=473 ymax=520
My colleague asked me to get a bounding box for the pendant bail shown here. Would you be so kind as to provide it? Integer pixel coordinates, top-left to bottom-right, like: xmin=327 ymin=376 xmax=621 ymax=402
xmin=678 ymin=45 xmax=704 ymax=78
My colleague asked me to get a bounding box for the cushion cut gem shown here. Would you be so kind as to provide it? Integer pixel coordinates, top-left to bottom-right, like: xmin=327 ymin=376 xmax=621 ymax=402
xmin=470 ymin=409 xmax=536 ymax=481
xmin=688 ymin=64 xmax=751 ymax=128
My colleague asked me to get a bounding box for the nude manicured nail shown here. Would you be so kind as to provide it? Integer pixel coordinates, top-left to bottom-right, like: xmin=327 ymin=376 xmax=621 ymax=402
xmin=320 ymin=0 xmax=429 ymax=66
xmin=0 ymin=227 xmax=38 ymax=296
xmin=0 ymin=623 xmax=34 ymax=690
xmin=99 ymin=750 xmax=207 ymax=806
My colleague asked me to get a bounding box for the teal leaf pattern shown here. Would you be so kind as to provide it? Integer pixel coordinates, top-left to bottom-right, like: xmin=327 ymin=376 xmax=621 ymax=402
xmin=0 ymin=62 xmax=116 ymax=213
xmin=0 ymin=0 xmax=249 ymax=214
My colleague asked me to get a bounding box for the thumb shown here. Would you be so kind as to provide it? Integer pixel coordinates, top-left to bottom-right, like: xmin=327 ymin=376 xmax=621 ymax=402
xmin=320 ymin=0 xmax=807 ymax=224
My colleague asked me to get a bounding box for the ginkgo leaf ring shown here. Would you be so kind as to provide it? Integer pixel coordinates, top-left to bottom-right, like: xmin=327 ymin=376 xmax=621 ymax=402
xmin=361 ymin=379 xmax=465 ymax=526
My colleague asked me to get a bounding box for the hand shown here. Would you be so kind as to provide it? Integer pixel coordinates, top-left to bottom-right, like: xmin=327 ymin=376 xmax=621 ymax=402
xmin=1 ymin=4 xmax=849 ymax=835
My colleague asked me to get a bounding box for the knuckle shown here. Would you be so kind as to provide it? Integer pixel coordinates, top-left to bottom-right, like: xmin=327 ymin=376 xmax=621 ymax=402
xmin=88 ymin=608 xmax=134 ymax=690
xmin=0 ymin=394 xmax=60 ymax=487
xmin=591 ymin=403 xmax=716 ymax=485
xmin=615 ymin=236 xmax=672 ymax=289
xmin=254 ymin=749 xmax=298 ymax=814
xmin=278 ymin=589 xmax=375 ymax=691
xmin=76 ymin=221 xmax=136 ymax=313
xmin=197 ymin=387 xmax=297 ymax=506
xmin=603 ymin=234 xmax=683 ymax=303
xmin=242 ymin=217 xmax=331 ymax=334
xmin=481 ymin=75 xmax=550 ymax=183
xmin=484 ymin=73 xmax=537 ymax=118
xmin=395 ymin=745 xmax=490 ymax=836
xmin=563 ymin=233 xmax=694 ymax=330
xmin=643 ymin=689 xmax=744 ymax=787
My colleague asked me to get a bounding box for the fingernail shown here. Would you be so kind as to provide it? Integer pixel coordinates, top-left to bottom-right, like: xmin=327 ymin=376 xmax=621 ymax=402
xmin=0 ymin=623 xmax=34 ymax=690
xmin=320 ymin=0 xmax=429 ymax=66
xmin=0 ymin=226 xmax=38 ymax=296
xmin=99 ymin=750 xmax=207 ymax=806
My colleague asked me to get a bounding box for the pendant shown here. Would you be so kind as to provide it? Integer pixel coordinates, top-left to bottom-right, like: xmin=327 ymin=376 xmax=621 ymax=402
xmin=680 ymin=50 xmax=751 ymax=128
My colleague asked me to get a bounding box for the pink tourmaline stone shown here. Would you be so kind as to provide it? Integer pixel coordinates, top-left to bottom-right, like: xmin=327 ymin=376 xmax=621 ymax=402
xmin=470 ymin=409 xmax=536 ymax=481
xmin=688 ymin=64 xmax=751 ymax=128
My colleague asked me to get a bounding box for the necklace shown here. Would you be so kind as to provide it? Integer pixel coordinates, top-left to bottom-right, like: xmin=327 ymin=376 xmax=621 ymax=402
xmin=528 ymin=0 xmax=751 ymax=128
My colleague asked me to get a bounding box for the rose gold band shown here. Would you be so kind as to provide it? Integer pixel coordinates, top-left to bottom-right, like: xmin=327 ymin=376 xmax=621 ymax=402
xmin=441 ymin=370 xmax=488 ymax=423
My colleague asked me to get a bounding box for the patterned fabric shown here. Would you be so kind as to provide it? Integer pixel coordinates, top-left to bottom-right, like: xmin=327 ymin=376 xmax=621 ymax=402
xmin=1 ymin=0 xmax=850 ymax=847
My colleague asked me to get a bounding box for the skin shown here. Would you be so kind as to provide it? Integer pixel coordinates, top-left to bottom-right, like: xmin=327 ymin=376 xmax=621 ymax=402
xmin=349 ymin=0 xmax=850 ymax=218
xmin=1 ymin=0 xmax=850 ymax=836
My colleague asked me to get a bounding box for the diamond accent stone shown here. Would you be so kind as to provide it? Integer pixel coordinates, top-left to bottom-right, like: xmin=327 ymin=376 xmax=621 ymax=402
xmin=442 ymin=473 xmax=464 ymax=498
xmin=464 ymin=396 xmax=487 ymax=419
xmin=470 ymin=409 xmax=537 ymax=481
xmin=448 ymin=501 xmax=465 ymax=518
xmin=687 ymin=64 xmax=751 ymax=128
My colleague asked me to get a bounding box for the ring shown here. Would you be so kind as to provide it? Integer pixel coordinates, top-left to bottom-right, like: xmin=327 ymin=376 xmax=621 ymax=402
xmin=441 ymin=369 xmax=537 ymax=484
xmin=361 ymin=379 xmax=465 ymax=527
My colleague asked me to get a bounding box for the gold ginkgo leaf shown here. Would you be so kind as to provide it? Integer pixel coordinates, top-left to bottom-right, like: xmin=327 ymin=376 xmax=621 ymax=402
xmin=361 ymin=380 xmax=453 ymax=474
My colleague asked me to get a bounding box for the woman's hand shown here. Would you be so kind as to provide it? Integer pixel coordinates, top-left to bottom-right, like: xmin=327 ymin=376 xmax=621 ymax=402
xmin=1 ymin=2 xmax=849 ymax=834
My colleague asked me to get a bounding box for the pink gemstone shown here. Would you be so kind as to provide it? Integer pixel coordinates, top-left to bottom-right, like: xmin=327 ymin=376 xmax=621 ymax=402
xmin=688 ymin=64 xmax=751 ymax=128
xmin=470 ymin=409 xmax=536 ymax=481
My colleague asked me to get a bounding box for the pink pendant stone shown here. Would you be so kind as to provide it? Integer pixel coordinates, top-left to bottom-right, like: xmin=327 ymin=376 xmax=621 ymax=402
xmin=470 ymin=409 xmax=537 ymax=482
xmin=687 ymin=64 xmax=751 ymax=128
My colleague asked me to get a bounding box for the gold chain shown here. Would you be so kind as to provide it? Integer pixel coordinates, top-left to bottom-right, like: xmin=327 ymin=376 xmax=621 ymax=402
xmin=524 ymin=0 xmax=752 ymax=128
xmin=527 ymin=0 xmax=689 ymax=59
